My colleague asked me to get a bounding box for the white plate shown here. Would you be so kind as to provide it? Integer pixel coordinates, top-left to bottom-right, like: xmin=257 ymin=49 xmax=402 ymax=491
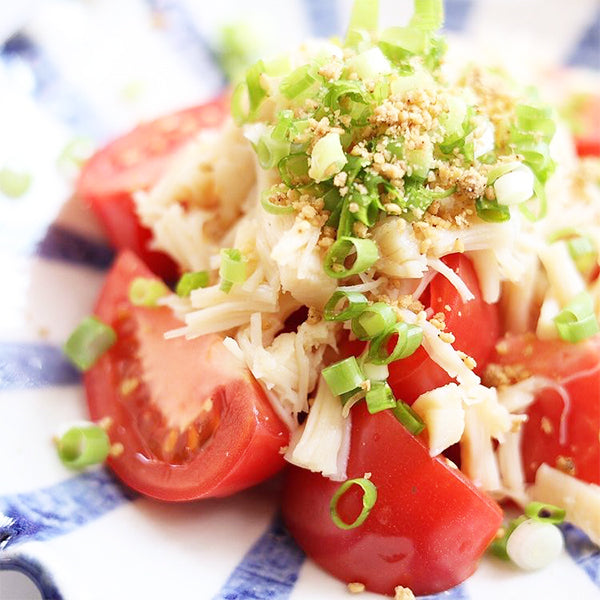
xmin=0 ymin=1 xmax=599 ymax=598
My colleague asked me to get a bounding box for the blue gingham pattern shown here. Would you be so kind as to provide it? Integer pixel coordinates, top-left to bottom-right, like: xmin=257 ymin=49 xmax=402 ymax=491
xmin=0 ymin=1 xmax=599 ymax=598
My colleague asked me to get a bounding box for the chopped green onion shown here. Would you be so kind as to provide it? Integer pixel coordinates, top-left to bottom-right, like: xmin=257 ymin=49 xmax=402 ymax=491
xmin=409 ymin=0 xmax=444 ymax=31
xmin=323 ymin=236 xmax=379 ymax=279
xmin=330 ymin=477 xmax=377 ymax=530
xmin=308 ymin=132 xmax=347 ymax=183
xmin=246 ymin=59 xmax=267 ymax=114
xmin=366 ymin=381 xmax=397 ymax=414
xmin=567 ymin=236 xmax=597 ymax=276
xmin=351 ymin=302 xmax=396 ymax=340
xmin=518 ymin=176 xmax=547 ymax=221
xmin=367 ymin=322 xmax=423 ymax=365
xmin=260 ymin=188 xmax=295 ymax=215
xmin=324 ymin=290 xmax=368 ymax=321
xmin=278 ymin=153 xmax=310 ymax=188
xmin=476 ymin=197 xmax=511 ymax=223
xmin=486 ymin=161 xmax=523 ymax=185
xmin=525 ymin=502 xmax=566 ymax=525
xmin=349 ymin=47 xmax=392 ymax=80
xmin=554 ymin=292 xmax=599 ymax=343
xmin=56 ymin=423 xmax=111 ymax=469
xmin=322 ymin=356 xmax=365 ymax=396
xmin=493 ymin=165 xmax=535 ymax=206
xmin=217 ymin=22 xmax=262 ymax=83
xmin=359 ymin=358 xmax=389 ymax=382
xmin=506 ymin=519 xmax=564 ymax=570
xmin=0 ymin=167 xmax=32 ymax=198
xmin=280 ymin=64 xmax=318 ymax=99
xmin=176 ymin=271 xmax=210 ymax=297
xmin=256 ymin=130 xmax=291 ymax=169
xmin=271 ymin=109 xmax=294 ymax=141
xmin=219 ymin=248 xmax=247 ymax=293
xmin=346 ymin=0 xmax=380 ymax=48
xmin=392 ymin=400 xmax=425 ymax=434
xmin=231 ymin=82 xmax=249 ymax=125
xmin=379 ymin=27 xmax=427 ymax=61
xmin=490 ymin=516 xmax=527 ymax=561
xmin=64 ymin=316 xmax=117 ymax=371
xmin=128 ymin=277 xmax=169 ymax=307
xmin=57 ymin=137 xmax=94 ymax=171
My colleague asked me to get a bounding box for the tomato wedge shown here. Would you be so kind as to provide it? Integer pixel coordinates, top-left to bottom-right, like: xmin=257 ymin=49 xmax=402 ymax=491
xmin=85 ymin=250 xmax=288 ymax=500
xmin=490 ymin=333 xmax=600 ymax=484
xmin=344 ymin=255 xmax=501 ymax=404
xmin=77 ymin=99 xmax=229 ymax=279
xmin=282 ymin=403 xmax=503 ymax=596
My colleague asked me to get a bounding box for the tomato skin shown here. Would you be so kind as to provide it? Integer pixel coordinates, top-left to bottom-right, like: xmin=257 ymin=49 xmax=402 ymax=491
xmin=490 ymin=333 xmax=600 ymax=485
xmin=387 ymin=254 xmax=501 ymax=403
xmin=85 ymin=250 xmax=288 ymax=501
xmin=77 ymin=99 xmax=229 ymax=279
xmin=282 ymin=404 xmax=503 ymax=596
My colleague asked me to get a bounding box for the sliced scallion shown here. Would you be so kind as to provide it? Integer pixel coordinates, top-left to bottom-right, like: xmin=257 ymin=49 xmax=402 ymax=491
xmin=330 ymin=477 xmax=377 ymax=530
xmin=0 ymin=167 xmax=32 ymax=198
xmin=246 ymin=59 xmax=267 ymax=114
xmin=260 ymin=188 xmax=295 ymax=215
xmin=64 ymin=316 xmax=117 ymax=371
xmin=567 ymin=236 xmax=597 ymax=276
xmin=525 ymin=502 xmax=566 ymax=525
xmin=324 ymin=290 xmax=368 ymax=322
xmin=553 ymin=292 xmax=599 ymax=343
xmin=365 ymin=381 xmax=397 ymax=414
xmin=128 ymin=277 xmax=169 ymax=307
xmin=219 ymin=248 xmax=247 ymax=293
xmin=351 ymin=302 xmax=396 ymax=341
xmin=367 ymin=322 xmax=423 ymax=365
xmin=475 ymin=197 xmax=511 ymax=223
xmin=323 ymin=236 xmax=379 ymax=279
xmin=56 ymin=423 xmax=111 ymax=469
xmin=322 ymin=357 xmax=365 ymax=396
xmin=392 ymin=400 xmax=425 ymax=434
xmin=176 ymin=271 xmax=210 ymax=297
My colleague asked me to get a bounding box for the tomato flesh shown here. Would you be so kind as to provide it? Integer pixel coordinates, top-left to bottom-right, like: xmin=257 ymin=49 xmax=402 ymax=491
xmin=85 ymin=251 xmax=288 ymax=501
xmin=77 ymin=99 xmax=229 ymax=279
xmin=387 ymin=254 xmax=501 ymax=403
xmin=283 ymin=403 xmax=503 ymax=596
xmin=490 ymin=333 xmax=600 ymax=484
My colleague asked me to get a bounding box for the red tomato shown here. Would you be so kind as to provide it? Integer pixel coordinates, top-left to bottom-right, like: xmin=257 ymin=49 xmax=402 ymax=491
xmin=282 ymin=403 xmax=503 ymax=596
xmin=85 ymin=250 xmax=288 ymax=501
xmin=387 ymin=254 xmax=501 ymax=403
xmin=490 ymin=333 xmax=600 ymax=484
xmin=77 ymin=99 xmax=229 ymax=279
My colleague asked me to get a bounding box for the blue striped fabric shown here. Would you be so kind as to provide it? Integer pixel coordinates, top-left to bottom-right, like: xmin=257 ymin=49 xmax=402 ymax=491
xmin=568 ymin=9 xmax=600 ymax=70
xmin=443 ymin=0 xmax=473 ymax=32
xmin=563 ymin=524 xmax=600 ymax=588
xmin=0 ymin=470 xmax=135 ymax=549
xmin=34 ymin=225 xmax=114 ymax=268
xmin=0 ymin=1 xmax=599 ymax=599
xmin=212 ymin=514 xmax=305 ymax=600
xmin=0 ymin=343 xmax=81 ymax=391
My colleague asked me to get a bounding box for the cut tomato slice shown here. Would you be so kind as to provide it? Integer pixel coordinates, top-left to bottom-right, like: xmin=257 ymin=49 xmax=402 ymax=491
xmin=490 ymin=333 xmax=600 ymax=484
xmin=77 ymin=99 xmax=229 ymax=278
xmin=282 ymin=403 xmax=503 ymax=596
xmin=85 ymin=250 xmax=288 ymax=500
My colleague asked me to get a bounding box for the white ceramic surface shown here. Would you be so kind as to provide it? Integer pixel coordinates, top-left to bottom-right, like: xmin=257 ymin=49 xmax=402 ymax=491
xmin=1 ymin=1 xmax=599 ymax=599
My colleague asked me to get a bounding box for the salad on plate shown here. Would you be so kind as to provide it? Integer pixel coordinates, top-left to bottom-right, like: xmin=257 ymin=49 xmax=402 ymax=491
xmin=56 ymin=0 xmax=600 ymax=597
